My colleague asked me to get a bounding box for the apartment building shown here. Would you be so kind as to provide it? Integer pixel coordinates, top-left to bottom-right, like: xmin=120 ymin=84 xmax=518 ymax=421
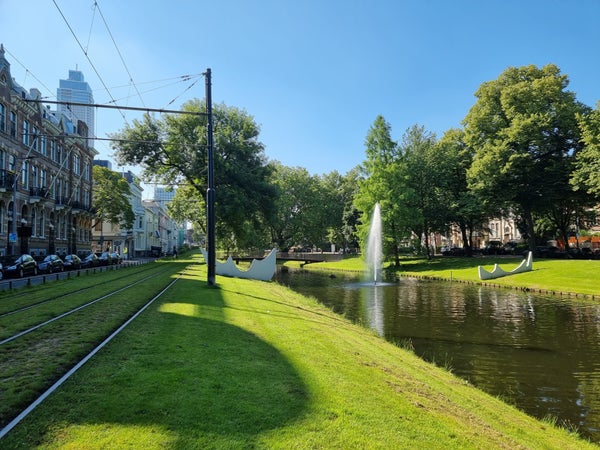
xmin=0 ymin=45 xmax=96 ymax=258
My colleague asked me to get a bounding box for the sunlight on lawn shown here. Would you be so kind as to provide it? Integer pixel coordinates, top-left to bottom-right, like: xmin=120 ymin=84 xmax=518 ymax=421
xmin=158 ymin=302 xmax=202 ymax=318
xmin=46 ymin=423 xmax=176 ymax=448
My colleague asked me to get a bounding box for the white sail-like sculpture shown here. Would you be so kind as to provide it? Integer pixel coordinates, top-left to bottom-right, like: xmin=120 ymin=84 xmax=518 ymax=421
xmin=200 ymin=248 xmax=277 ymax=281
xmin=478 ymin=251 xmax=533 ymax=280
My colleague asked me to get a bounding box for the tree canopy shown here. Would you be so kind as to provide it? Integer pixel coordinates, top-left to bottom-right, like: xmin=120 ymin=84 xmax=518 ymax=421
xmin=110 ymin=99 xmax=276 ymax=252
xmin=463 ymin=64 xmax=588 ymax=248
xmin=92 ymin=166 xmax=135 ymax=230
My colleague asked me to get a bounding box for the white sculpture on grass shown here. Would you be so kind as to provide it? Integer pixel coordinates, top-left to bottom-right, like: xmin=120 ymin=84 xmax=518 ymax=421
xmin=478 ymin=251 xmax=533 ymax=280
xmin=200 ymin=248 xmax=277 ymax=281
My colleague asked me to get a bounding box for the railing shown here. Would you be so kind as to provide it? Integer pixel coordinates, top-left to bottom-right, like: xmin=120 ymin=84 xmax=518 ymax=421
xmin=0 ymin=170 xmax=16 ymax=190
xmin=29 ymin=186 xmax=48 ymax=198
xmin=55 ymin=196 xmax=70 ymax=206
xmin=71 ymin=201 xmax=91 ymax=212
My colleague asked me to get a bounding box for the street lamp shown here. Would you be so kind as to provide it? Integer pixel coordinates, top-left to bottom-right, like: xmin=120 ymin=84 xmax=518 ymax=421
xmin=10 ymin=156 xmax=34 ymax=256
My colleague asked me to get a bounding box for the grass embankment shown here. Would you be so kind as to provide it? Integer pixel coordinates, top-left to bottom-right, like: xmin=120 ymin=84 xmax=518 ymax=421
xmin=1 ymin=254 xmax=594 ymax=448
xmin=301 ymin=254 xmax=600 ymax=298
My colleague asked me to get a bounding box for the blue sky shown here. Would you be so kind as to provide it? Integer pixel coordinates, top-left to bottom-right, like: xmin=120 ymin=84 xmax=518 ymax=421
xmin=1 ymin=0 xmax=599 ymax=180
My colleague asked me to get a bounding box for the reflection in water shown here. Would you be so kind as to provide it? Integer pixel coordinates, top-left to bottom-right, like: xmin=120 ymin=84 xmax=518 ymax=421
xmin=275 ymin=269 xmax=600 ymax=443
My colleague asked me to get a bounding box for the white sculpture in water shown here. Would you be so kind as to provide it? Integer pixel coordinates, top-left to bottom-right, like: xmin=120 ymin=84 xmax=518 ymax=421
xmin=200 ymin=248 xmax=277 ymax=281
xmin=478 ymin=251 xmax=533 ymax=280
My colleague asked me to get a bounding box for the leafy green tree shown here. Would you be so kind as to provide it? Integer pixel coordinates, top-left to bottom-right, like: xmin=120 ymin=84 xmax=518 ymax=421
xmin=267 ymin=163 xmax=321 ymax=251
xmin=355 ymin=116 xmax=405 ymax=266
xmin=337 ymin=167 xmax=363 ymax=253
xmin=463 ymin=64 xmax=587 ymax=249
xmin=110 ymin=100 xmax=276 ymax=252
xmin=572 ymin=104 xmax=600 ymax=197
xmin=434 ymin=128 xmax=489 ymax=256
xmin=397 ymin=124 xmax=442 ymax=259
xmin=167 ymin=183 xmax=205 ymax=242
xmin=92 ymin=166 xmax=135 ymax=230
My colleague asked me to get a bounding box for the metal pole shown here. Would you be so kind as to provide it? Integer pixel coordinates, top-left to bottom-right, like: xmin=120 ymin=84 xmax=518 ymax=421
xmin=205 ymin=68 xmax=216 ymax=285
xmin=11 ymin=173 xmax=17 ymax=256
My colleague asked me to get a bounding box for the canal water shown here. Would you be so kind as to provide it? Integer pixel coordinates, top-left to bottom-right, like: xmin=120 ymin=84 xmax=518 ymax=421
xmin=274 ymin=269 xmax=600 ymax=443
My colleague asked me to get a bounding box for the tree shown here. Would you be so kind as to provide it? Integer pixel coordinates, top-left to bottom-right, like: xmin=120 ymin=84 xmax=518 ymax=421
xmin=267 ymin=163 xmax=321 ymax=251
xmin=110 ymin=100 xmax=276 ymax=252
xmin=463 ymin=64 xmax=587 ymax=250
xmin=355 ymin=116 xmax=406 ymax=266
xmin=572 ymin=104 xmax=600 ymax=197
xmin=92 ymin=166 xmax=135 ymax=230
xmin=397 ymin=125 xmax=442 ymax=259
xmin=434 ymin=128 xmax=489 ymax=256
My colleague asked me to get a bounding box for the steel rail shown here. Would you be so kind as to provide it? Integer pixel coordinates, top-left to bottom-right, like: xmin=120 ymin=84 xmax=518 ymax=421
xmin=0 ymin=268 xmax=170 ymax=346
xmin=0 ymin=273 xmax=183 ymax=439
xmin=0 ymin=263 xmax=159 ymax=319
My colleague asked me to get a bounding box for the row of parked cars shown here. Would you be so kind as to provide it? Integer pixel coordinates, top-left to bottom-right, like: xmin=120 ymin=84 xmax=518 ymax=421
xmin=0 ymin=251 xmax=123 ymax=279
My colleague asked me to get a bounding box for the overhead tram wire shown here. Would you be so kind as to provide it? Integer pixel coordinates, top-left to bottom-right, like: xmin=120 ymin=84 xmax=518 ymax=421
xmin=97 ymin=74 xmax=204 ymax=107
xmin=52 ymin=0 xmax=129 ymax=127
xmin=93 ymin=0 xmax=146 ymax=108
xmin=27 ymin=99 xmax=206 ymax=116
xmin=3 ymin=48 xmax=56 ymax=100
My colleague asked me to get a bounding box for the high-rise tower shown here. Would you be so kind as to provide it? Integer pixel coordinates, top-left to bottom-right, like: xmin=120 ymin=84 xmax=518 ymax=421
xmin=57 ymin=69 xmax=95 ymax=137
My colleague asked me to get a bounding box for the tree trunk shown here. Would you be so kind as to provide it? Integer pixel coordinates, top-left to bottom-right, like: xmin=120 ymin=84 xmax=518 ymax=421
xmin=524 ymin=209 xmax=536 ymax=251
xmin=460 ymin=223 xmax=472 ymax=257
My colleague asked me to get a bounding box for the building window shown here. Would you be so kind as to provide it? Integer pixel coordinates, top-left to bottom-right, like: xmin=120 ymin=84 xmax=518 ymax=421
xmin=0 ymin=103 xmax=5 ymax=133
xmin=40 ymin=135 xmax=46 ymax=156
xmin=32 ymin=126 xmax=38 ymax=150
xmin=50 ymin=140 xmax=56 ymax=160
xmin=39 ymin=210 xmax=45 ymax=237
xmin=32 ymin=209 xmax=37 ymax=237
xmin=73 ymin=154 xmax=80 ymax=175
xmin=22 ymin=120 xmax=29 ymax=146
xmin=8 ymin=154 xmax=15 ymax=172
xmin=9 ymin=111 xmax=16 ymax=138
xmin=21 ymin=161 xmax=29 ymax=189
xmin=40 ymin=168 xmax=46 ymax=190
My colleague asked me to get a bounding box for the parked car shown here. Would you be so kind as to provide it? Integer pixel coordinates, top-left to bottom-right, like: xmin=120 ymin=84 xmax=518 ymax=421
xmin=110 ymin=252 xmax=122 ymax=264
xmin=38 ymin=254 xmax=65 ymax=273
xmin=63 ymin=254 xmax=82 ymax=271
xmin=4 ymin=254 xmax=38 ymax=278
xmin=441 ymin=246 xmax=466 ymax=256
xmin=97 ymin=251 xmax=114 ymax=266
xmin=81 ymin=253 xmax=100 ymax=268
xmin=483 ymin=241 xmax=504 ymax=255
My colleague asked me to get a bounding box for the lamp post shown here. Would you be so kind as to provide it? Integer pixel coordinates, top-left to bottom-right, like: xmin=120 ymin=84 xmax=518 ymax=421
xmin=49 ymin=222 xmax=55 ymax=254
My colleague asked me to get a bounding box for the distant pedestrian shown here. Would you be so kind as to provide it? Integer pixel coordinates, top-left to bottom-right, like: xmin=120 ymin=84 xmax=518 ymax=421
xmin=173 ymin=247 xmax=178 ymax=259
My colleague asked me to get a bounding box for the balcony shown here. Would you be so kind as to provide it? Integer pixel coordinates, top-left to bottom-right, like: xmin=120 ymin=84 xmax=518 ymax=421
xmin=0 ymin=170 xmax=16 ymax=192
xmin=55 ymin=196 xmax=70 ymax=210
xmin=71 ymin=201 xmax=91 ymax=214
xmin=29 ymin=186 xmax=48 ymax=203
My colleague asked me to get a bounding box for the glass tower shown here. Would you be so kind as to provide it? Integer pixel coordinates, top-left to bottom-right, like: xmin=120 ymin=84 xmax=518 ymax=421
xmin=57 ymin=69 xmax=95 ymax=137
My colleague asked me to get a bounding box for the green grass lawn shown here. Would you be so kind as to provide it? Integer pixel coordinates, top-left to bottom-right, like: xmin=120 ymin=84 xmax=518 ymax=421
xmin=303 ymin=254 xmax=600 ymax=297
xmin=1 ymin=254 xmax=595 ymax=449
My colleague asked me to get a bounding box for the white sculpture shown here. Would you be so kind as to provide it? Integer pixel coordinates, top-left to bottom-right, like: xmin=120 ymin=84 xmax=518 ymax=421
xmin=478 ymin=251 xmax=533 ymax=280
xmin=200 ymin=248 xmax=277 ymax=281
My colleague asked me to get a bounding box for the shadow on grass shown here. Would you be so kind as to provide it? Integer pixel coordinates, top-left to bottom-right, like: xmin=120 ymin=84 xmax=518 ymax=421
xmin=4 ymin=275 xmax=309 ymax=448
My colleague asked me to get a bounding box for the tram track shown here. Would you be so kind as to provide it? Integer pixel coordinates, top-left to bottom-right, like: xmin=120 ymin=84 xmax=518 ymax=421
xmin=0 ymin=260 xmax=191 ymax=436
xmin=0 ymin=263 xmax=160 ymax=318
xmin=0 ymin=265 xmax=174 ymax=342
xmin=0 ymin=268 xmax=172 ymax=346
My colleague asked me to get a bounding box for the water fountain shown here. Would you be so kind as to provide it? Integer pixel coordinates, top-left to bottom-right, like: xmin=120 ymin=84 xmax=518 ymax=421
xmin=365 ymin=203 xmax=383 ymax=284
